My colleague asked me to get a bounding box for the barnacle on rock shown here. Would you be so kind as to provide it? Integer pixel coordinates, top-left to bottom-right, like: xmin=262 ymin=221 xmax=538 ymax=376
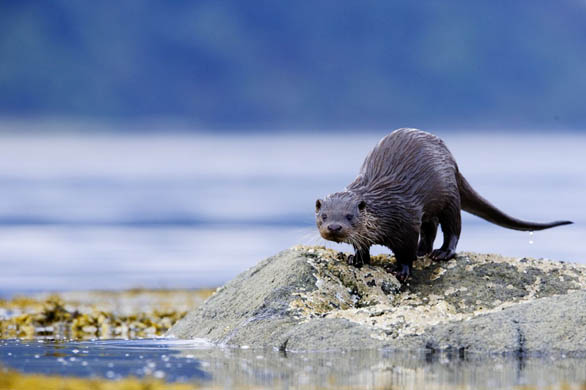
xmin=288 ymin=246 xmax=586 ymax=340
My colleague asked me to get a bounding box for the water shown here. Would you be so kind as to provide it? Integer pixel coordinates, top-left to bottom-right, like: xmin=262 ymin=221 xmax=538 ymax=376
xmin=2 ymin=338 xmax=586 ymax=389
xmin=0 ymin=129 xmax=585 ymax=295
xmin=1 ymin=128 xmax=586 ymax=387
xmin=0 ymin=339 xmax=210 ymax=382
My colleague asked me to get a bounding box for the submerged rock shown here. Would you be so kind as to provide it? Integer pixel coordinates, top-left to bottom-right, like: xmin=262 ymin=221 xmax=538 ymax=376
xmin=168 ymin=246 xmax=586 ymax=354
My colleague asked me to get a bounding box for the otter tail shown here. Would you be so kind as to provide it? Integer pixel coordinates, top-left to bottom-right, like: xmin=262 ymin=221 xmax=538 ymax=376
xmin=457 ymin=172 xmax=573 ymax=231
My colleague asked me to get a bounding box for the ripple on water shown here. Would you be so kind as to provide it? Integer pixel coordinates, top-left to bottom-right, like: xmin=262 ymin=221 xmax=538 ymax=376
xmin=0 ymin=338 xmax=212 ymax=383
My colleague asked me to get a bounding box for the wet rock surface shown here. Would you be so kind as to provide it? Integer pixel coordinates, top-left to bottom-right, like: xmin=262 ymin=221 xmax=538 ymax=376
xmin=168 ymin=246 xmax=586 ymax=353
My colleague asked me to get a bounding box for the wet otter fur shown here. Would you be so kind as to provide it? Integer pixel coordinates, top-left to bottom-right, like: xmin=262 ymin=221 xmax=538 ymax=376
xmin=315 ymin=128 xmax=572 ymax=282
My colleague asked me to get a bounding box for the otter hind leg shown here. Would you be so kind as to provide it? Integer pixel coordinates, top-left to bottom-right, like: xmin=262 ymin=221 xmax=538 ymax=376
xmin=348 ymin=245 xmax=371 ymax=268
xmin=431 ymin=205 xmax=461 ymax=261
xmin=417 ymin=219 xmax=439 ymax=256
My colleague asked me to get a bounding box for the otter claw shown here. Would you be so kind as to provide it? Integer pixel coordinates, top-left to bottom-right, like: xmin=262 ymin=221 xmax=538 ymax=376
xmin=347 ymin=254 xmax=363 ymax=268
xmin=390 ymin=264 xmax=411 ymax=283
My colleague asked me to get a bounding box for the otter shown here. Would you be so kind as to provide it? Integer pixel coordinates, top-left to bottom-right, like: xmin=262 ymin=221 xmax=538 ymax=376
xmin=315 ymin=128 xmax=572 ymax=281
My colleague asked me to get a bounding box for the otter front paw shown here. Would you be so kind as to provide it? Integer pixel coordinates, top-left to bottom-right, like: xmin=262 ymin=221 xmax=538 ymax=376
xmin=390 ymin=264 xmax=411 ymax=283
xmin=347 ymin=254 xmax=363 ymax=268
xmin=348 ymin=249 xmax=370 ymax=268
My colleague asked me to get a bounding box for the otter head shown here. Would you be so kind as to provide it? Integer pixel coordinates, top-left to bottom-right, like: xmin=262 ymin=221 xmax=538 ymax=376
xmin=315 ymin=192 xmax=367 ymax=244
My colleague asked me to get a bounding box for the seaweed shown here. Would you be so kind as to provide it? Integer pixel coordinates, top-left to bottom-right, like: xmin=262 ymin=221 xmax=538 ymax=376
xmin=0 ymin=289 xmax=214 ymax=340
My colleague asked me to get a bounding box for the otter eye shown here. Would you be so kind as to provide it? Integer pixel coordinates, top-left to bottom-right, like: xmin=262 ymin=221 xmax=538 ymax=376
xmin=346 ymin=214 xmax=353 ymax=221
xmin=321 ymin=214 xmax=327 ymax=221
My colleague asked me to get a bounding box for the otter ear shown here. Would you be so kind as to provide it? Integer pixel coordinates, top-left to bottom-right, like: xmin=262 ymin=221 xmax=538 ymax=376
xmin=358 ymin=200 xmax=367 ymax=211
xmin=315 ymin=199 xmax=322 ymax=213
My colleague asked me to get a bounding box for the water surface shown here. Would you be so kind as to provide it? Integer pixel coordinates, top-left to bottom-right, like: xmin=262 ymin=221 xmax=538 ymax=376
xmin=0 ymin=130 xmax=584 ymax=295
xmin=2 ymin=338 xmax=586 ymax=389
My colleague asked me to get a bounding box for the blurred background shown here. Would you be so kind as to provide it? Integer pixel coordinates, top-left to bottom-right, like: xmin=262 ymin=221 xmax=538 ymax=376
xmin=0 ymin=1 xmax=584 ymax=295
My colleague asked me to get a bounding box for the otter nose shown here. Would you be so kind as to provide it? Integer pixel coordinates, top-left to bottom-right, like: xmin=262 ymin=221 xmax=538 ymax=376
xmin=328 ymin=224 xmax=342 ymax=232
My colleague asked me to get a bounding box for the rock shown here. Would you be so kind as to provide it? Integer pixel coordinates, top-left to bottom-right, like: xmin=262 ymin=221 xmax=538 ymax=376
xmin=395 ymin=290 xmax=586 ymax=355
xmin=167 ymin=246 xmax=586 ymax=354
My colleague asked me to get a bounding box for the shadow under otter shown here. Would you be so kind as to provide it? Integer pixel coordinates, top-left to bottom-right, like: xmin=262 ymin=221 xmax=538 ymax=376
xmin=315 ymin=128 xmax=572 ymax=281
